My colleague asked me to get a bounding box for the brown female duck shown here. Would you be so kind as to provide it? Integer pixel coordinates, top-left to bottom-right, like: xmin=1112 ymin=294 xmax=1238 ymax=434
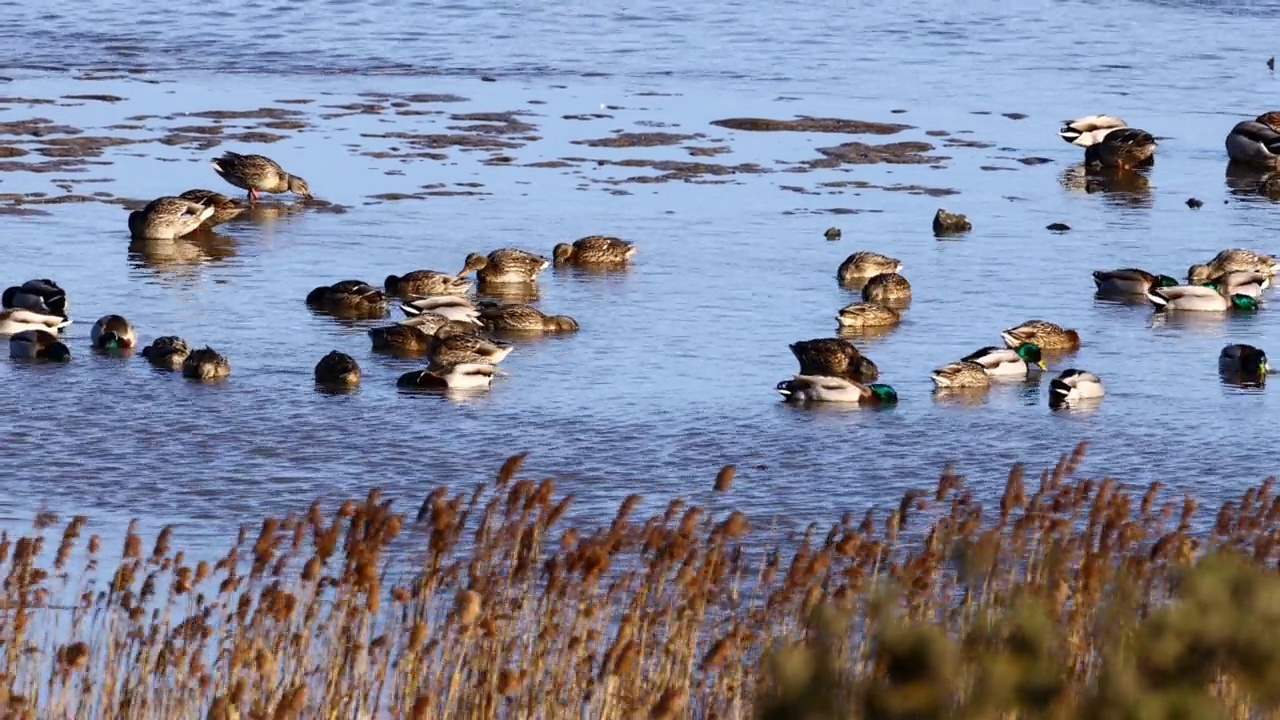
xmin=182 ymin=346 xmax=230 ymax=380
xmin=128 ymin=197 xmax=215 ymax=240
xmin=789 ymin=337 xmax=879 ymax=382
xmin=1084 ymin=127 xmax=1157 ymax=170
xmin=479 ymin=302 xmax=579 ymax=332
xmin=552 ymin=236 xmax=636 ymax=265
xmin=141 ymin=336 xmax=191 ymax=371
xmin=315 ymin=350 xmax=361 ymax=387
xmin=461 ymin=249 xmax=551 ymax=284
xmin=306 ymin=280 xmax=388 ymax=317
xmin=384 ymin=270 xmax=473 ymax=297
xmin=210 ymin=151 xmax=311 ymax=201
xmin=429 ymin=325 xmax=514 ymax=367
xmin=178 ymin=189 xmax=247 ymax=227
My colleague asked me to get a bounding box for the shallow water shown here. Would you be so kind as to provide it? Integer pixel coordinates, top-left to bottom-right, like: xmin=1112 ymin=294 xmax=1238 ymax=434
xmin=1 ymin=0 xmax=1279 ymax=552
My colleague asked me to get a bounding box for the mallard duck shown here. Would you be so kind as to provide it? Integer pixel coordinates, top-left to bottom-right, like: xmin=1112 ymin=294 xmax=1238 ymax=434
xmin=1001 ymin=321 xmax=1080 ymax=351
xmin=552 ymin=236 xmax=636 ymax=265
xmin=861 ymin=273 xmax=912 ymax=305
xmin=1188 ymin=249 xmax=1277 ymax=283
xmin=479 ymin=303 xmax=579 ymax=332
xmin=0 ymin=308 xmax=69 ymax=336
xmin=1225 ymin=119 xmax=1280 ymax=167
xmin=836 ymin=302 xmax=900 ymax=329
xmin=384 ymin=270 xmax=473 ymax=297
xmin=306 ymin=280 xmax=388 ymax=317
xmin=1084 ymin=127 xmax=1157 ymax=170
xmin=1199 ymin=270 xmax=1270 ymax=299
xmin=399 ymin=313 xmax=481 ymax=337
xmin=1219 ymin=344 xmax=1269 ymax=379
xmin=461 ymin=249 xmax=551 ymax=284
xmin=1147 ymin=284 xmax=1259 ymax=312
xmin=315 ymin=350 xmax=360 ymax=387
xmin=210 ymin=151 xmax=311 ymax=202
xmin=789 ymin=338 xmax=879 ymax=383
xmin=1059 ymin=115 xmax=1127 ymax=147
xmin=397 ymin=362 xmax=501 ymax=390
xmin=776 ymin=375 xmax=899 ymax=405
xmin=1092 ymin=268 xmax=1179 ymax=297
xmin=400 ymin=296 xmax=481 ymax=324
xmin=1048 ymin=369 xmax=1105 ymax=409
xmin=962 ymin=343 xmax=1047 ymax=376
xmin=90 ymin=315 xmax=136 ymax=351
xmin=9 ymin=329 xmax=70 ymax=361
xmin=141 ymin=336 xmax=190 ymax=371
xmin=838 ymin=252 xmax=902 ymax=284
xmin=369 ymin=323 xmax=434 ymax=352
xmin=182 ymin=346 xmax=230 ymax=380
xmin=128 ymin=196 xmax=215 ymax=240
xmin=2 ymin=278 xmax=68 ymax=319
xmin=428 ymin=328 xmax=514 ymax=367
xmin=178 ymin=189 xmax=247 ymax=227
xmin=930 ymin=361 xmax=990 ymax=389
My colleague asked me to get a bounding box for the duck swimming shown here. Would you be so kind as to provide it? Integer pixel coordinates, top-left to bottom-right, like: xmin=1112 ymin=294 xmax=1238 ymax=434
xmin=182 ymin=347 xmax=230 ymax=380
xmin=1148 ymin=284 xmax=1259 ymax=312
xmin=306 ymin=280 xmax=388 ymax=317
xmin=776 ymin=376 xmax=899 ymax=405
xmin=400 ymin=296 xmax=481 ymax=324
xmin=397 ymin=362 xmax=501 ymax=391
xmin=314 ymin=350 xmax=361 ymax=387
xmin=141 ymin=336 xmax=191 ymax=371
xmin=962 ymin=343 xmax=1046 ymax=376
xmin=1059 ymin=115 xmax=1128 ymax=147
xmin=552 ymin=236 xmax=636 ymax=265
xmin=9 ymin=329 xmax=70 ymax=361
xmin=1188 ymin=249 xmax=1277 ymax=283
xmin=460 ymin=249 xmax=551 ymax=284
xmin=384 ymin=270 xmax=474 ymax=297
xmin=2 ymin=278 xmax=68 ymax=319
xmin=478 ymin=303 xmax=579 ymax=333
xmin=861 ymin=273 xmax=912 ymax=305
xmin=210 ymin=151 xmax=311 ymax=202
xmin=1226 ymin=113 xmax=1280 ymax=167
xmin=128 ymin=197 xmax=215 ymax=240
xmin=90 ymin=315 xmax=136 ymax=351
xmin=836 ymin=302 xmax=900 ymax=329
xmin=1084 ymin=127 xmax=1157 ymax=170
xmin=789 ymin=337 xmax=879 ymax=383
xmin=0 ymin=308 xmax=70 ymax=336
xmin=1001 ymin=321 xmax=1080 ymax=351
xmin=1219 ymin=344 xmax=1269 ymax=380
xmin=428 ymin=327 xmax=514 ymax=367
xmin=178 ymin=189 xmax=247 ymax=227
xmin=368 ymin=324 xmax=435 ymax=353
xmin=1196 ymin=270 xmax=1270 ymax=299
xmin=1048 ymin=369 xmax=1105 ymax=409
xmin=838 ymin=252 xmax=902 ymax=285
xmin=1092 ymin=269 xmax=1179 ymax=297
xmin=930 ymin=361 xmax=990 ymax=389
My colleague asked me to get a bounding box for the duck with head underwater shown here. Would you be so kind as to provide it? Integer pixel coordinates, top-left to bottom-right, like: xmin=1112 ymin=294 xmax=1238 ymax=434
xmin=1092 ymin=268 xmax=1179 ymax=297
xmin=776 ymin=376 xmax=898 ymax=405
xmin=90 ymin=315 xmax=136 ymax=351
xmin=1148 ymin=283 xmax=1260 ymax=312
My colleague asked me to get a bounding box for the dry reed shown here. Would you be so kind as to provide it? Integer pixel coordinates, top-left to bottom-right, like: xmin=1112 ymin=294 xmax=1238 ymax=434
xmin=2 ymin=442 xmax=1279 ymax=719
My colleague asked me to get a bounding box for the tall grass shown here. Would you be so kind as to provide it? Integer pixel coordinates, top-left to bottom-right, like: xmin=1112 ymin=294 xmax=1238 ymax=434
xmin=2 ymin=443 xmax=1280 ymax=719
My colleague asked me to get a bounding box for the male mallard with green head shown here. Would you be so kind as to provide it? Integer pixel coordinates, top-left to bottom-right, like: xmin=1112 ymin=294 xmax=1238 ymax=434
xmin=141 ymin=336 xmax=191 ymax=371
xmin=306 ymin=280 xmax=388 ymax=317
xmin=183 ymin=346 xmax=230 ymax=380
xmin=776 ymin=375 xmax=898 ymax=405
xmin=384 ymin=270 xmax=474 ymax=297
xmin=397 ymin=362 xmax=500 ymax=390
xmin=789 ymin=337 xmax=878 ymax=383
xmin=178 ymin=189 xmax=247 ymax=227
xmin=1226 ymin=117 xmax=1280 ymax=168
xmin=315 ymin=350 xmax=361 ymax=387
xmin=1001 ymin=321 xmax=1080 ymax=351
xmin=9 ymin=329 xmax=70 ymax=361
xmin=400 ymin=296 xmax=481 ymax=324
xmin=1219 ymin=344 xmax=1269 ymax=380
xmin=861 ymin=273 xmax=912 ymax=305
xmin=1196 ymin=270 xmax=1270 ymax=299
xmin=210 ymin=151 xmax=311 ymax=202
xmin=837 ymin=252 xmax=902 ymax=285
xmin=552 ymin=236 xmax=636 ymax=265
xmin=1048 ymin=369 xmax=1105 ymax=409
xmin=1092 ymin=268 xmax=1179 ymax=297
xmin=1147 ymin=284 xmax=1259 ymax=312
xmin=90 ymin=315 xmax=137 ymax=351
xmin=962 ymin=343 xmax=1046 ymax=376
xmin=3 ymin=278 xmax=68 ymax=320
xmin=460 ymin=249 xmax=551 ymax=284
xmin=479 ymin=302 xmax=579 ymax=333
xmin=128 ymin=196 xmax=216 ymax=240
xmin=835 ymin=302 xmax=900 ymax=329
xmin=1084 ymin=127 xmax=1157 ymax=170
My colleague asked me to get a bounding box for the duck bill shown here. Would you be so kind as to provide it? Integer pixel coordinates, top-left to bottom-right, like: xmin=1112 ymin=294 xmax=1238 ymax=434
xmin=1037 ymin=361 xmax=1048 ymax=371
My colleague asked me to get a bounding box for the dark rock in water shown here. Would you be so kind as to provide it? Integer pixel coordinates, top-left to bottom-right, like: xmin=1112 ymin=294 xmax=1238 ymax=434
xmin=824 ymin=227 xmax=841 ymax=241
xmin=1002 ymin=112 xmax=1029 ymax=120
xmin=1017 ymin=156 xmax=1053 ymax=165
xmin=1186 ymin=197 xmax=1204 ymax=209
xmin=933 ymin=209 xmax=972 ymax=236
xmin=1269 ymin=56 xmax=1275 ymax=71
xmin=1046 ymin=223 xmax=1071 ymax=232
xmin=710 ymin=117 xmax=913 ymax=135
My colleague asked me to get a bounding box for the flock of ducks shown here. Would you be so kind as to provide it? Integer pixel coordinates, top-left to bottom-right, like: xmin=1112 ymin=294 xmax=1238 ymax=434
xmin=774 ymin=112 xmax=1278 ymax=409
xmin=2 ymin=152 xmax=637 ymax=390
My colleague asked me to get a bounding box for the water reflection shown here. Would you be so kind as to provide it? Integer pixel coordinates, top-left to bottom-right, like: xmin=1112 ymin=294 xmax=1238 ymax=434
xmin=127 ymin=233 xmax=238 ymax=274
xmin=477 ymin=283 xmax=540 ymax=302
xmin=1224 ymin=162 xmax=1280 ymax=201
xmin=836 ymin=324 xmax=899 ymax=343
xmin=232 ymin=200 xmax=312 ymax=225
xmin=931 ymin=387 xmax=988 ymax=407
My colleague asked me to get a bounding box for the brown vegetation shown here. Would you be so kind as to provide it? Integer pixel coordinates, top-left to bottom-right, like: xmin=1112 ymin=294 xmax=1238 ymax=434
xmin=1 ymin=443 xmax=1279 ymax=718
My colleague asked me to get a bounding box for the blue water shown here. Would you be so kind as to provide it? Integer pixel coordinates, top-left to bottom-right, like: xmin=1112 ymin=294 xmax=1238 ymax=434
xmin=0 ymin=0 xmax=1278 ymax=552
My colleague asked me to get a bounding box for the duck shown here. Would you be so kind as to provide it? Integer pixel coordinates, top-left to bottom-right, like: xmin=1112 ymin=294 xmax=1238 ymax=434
xmin=789 ymin=338 xmax=879 ymax=383
xmin=836 ymin=302 xmax=900 ymax=329
xmin=1197 ymin=270 xmax=1271 ymax=299
xmin=1225 ymin=114 xmax=1280 ymax=167
xmin=90 ymin=315 xmax=137 ymax=351
xmin=1084 ymin=127 xmax=1157 ymax=170
xmin=1048 ymin=369 xmax=1105 ymax=409
xmin=1092 ymin=268 xmax=1180 ymax=297
xmin=1219 ymin=344 xmax=1270 ymax=379
xmin=552 ymin=236 xmax=636 ymax=265
xmin=398 ymin=313 xmax=481 ymax=338
xmin=182 ymin=347 xmax=230 ymax=380
xmin=460 ymin=249 xmax=550 ymax=284
xmin=1188 ymin=249 xmax=1277 ymax=283
xmin=837 ymin=252 xmax=902 ymax=285
xmin=368 ymin=323 xmax=435 ymax=353
xmin=397 ymin=362 xmax=501 ymax=391
xmin=428 ymin=327 xmax=514 ymax=367
xmin=776 ymin=375 xmax=899 ymax=405
xmin=9 ymin=329 xmax=70 ymax=361
xmin=861 ymin=273 xmax=912 ymax=305
xmin=0 ymin=308 xmax=70 ymax=336
xmin=962 ymin=343 xmax=1047 ymax=376
xmin=128 ymin=196 xmax=216 ymax=240
xmin=479 ymin=303 xmax=579 ymax=332
xmin=141 ymin=336 xmax=191 ymax=371
xmin=400 ymin=296 xmax=481 ymax=324
xmin=315 ymin=350 xmax=361 ymax=387
xmin=178 ymin=189 xmax=247 ymax=227
xmin=930 ymin=361 xmax=990 ymax=389
xmin=3 ymin=278 xmax=68 ymax=319
xmin=1059 ymin=115 xmax=1128 ymax=147
xmin=1001 ymin=321 xmax=1080 ymax=351
xmin=1147 ymin=284 xmax=1259 ymax=312
xmin=210 ymin=151 xmax=311 ymax=202
xmin=306 ymin=280 xmax=388 ymax=317
xmin=383 ymin=270 xmax=474 ymax=297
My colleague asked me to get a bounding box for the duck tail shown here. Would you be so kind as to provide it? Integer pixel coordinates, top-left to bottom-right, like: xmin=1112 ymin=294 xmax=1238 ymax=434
xmin=1048 ymin=378 xmax=1073 ymax=409
xmin=1146 ymin=290 xmax=1169 ymax=310
xmin=399 ymin=302 xmax=423 ymax=317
